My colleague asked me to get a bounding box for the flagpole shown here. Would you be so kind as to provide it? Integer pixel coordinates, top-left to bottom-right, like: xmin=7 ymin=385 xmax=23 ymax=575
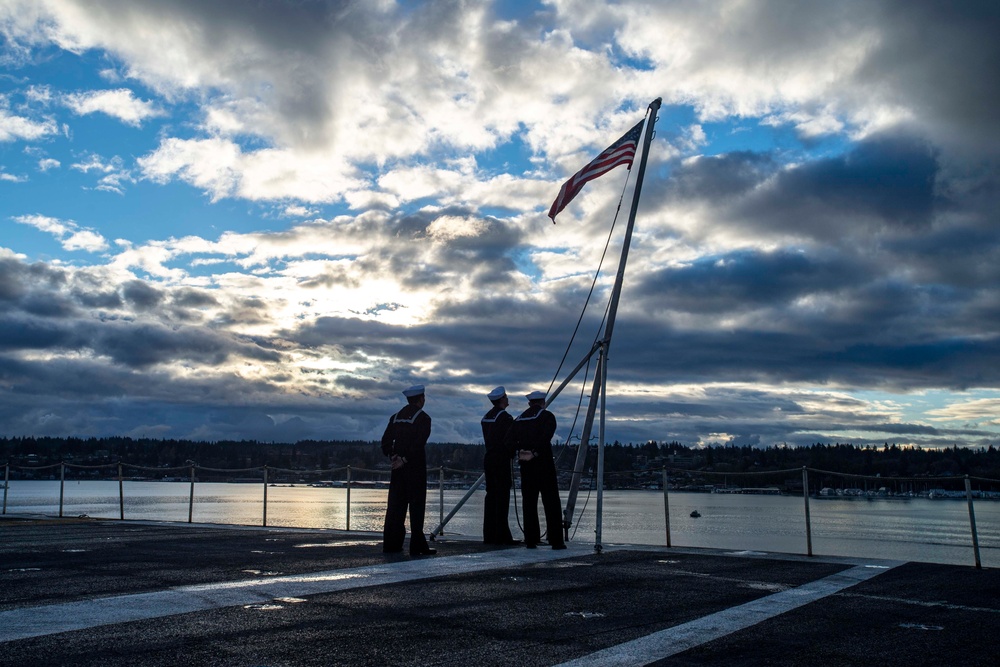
xmin=595 ymin=340 xmax=608 ymax=550
xmin=562 ymin=97 xmax=662 ymax=550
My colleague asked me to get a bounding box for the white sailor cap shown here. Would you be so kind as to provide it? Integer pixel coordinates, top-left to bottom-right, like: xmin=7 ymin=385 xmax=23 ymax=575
xmin=402 ymin=384 xmax=425 ymax=397
xmin=526 ymin=390 xmax=546 ymax=401
xmin=487 ymin=386 xmax=506 ymax=401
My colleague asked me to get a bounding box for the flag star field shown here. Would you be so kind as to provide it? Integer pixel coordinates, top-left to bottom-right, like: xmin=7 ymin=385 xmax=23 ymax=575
xmin=1 ymin=0 xmax=999 ymax=449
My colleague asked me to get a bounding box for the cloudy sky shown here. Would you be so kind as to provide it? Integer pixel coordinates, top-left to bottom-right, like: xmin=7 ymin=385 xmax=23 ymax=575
xmin=1 ymin=0 xmax=998 ymax=449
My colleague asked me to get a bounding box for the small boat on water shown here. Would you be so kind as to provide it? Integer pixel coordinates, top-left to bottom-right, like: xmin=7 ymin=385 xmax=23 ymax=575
xmin=690 ymin=510 xmax=701 ymax=518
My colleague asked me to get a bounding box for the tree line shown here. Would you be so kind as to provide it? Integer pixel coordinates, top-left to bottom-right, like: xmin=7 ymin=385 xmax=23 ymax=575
xmin=3 ymin=436 xmax=1000 ymax=484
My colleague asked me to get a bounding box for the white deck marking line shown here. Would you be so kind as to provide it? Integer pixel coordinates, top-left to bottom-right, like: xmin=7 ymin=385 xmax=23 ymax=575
xmin=0 ymin=545 xmax=585 ymax=643
xmin=554 ymin=562 xmax=901 ymax=667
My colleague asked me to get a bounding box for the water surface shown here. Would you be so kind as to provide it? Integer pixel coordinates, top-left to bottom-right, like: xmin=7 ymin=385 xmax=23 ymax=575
xmin=4 ymin=480 xmax=995 ymax=568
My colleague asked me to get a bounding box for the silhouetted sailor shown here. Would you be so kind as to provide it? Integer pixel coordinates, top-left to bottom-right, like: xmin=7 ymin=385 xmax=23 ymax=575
xmin=481 ymin=386 xmax=518 ymax=545
xmin=504 ymin=390 xmax=566 ymax=549
xmin=381 ymin=384 xmax=436 ymax=556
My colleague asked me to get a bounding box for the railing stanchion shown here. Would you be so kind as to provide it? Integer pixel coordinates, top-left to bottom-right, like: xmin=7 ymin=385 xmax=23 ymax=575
xmin=118 ymin=462 xmax=124 ymax=520
xmin=663 ymin=467 xmax=671 ymax=548
xmin=188 ymin=463 xmax=195 ymax=523
xmin=965 ymin=475 xmax=982 ymax=569
xmin=345 ymin=466 xmax=352 ymax=531
xmin=262 ymin=466 xmax=269 ymax=527
xmin=3 ymin=463 xmax=9 ymax=515
xmin=59 ymin=461 xmax=65 ymax=518
xmin=802 ymin=466 xmax=813 ymax=557
xmin=439 ymin=466 xmax=445 ymax=531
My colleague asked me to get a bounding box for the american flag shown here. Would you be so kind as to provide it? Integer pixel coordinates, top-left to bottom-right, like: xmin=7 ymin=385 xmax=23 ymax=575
xmin=548 ymin=119 xmax=645 ymax=222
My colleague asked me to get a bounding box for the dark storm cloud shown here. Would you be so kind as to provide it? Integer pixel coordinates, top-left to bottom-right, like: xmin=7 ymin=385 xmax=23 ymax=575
xmin=216 ymin=297 xmax=273 ymax=327
xmin=666 ymin=151 xmax=779 ymax=203
xmin=866 ymin=0 xmax=1000 ymax=152
xmin=19 ymin=290 xmax=77 ymax=317
xmin=602 ymin=320 xmax=1000 ymax=393
xmin=617 ymin=244 xmax=1000 ymax=389
xmin=632 ymin=248 xmax=869 ymax=315
xmin=0 ymin=311 xmax=281 ymax=369
xmin=299 ymin=264 xmax=361 ymax=290
xmin=68 ymin=269 xmax=125 ymax=309
xmin=691 ymin=132 xmax=942 ymax=240
xmin=171 ymin=287 xmax=219 ymax=309
xmin=72 ymin=287 xmax=124 ymax=309
xmin=165 ymin=287 xmax=221 ymax=323
xmin=92 ymin=321 xmax=282 ymax=368
xmin=0 ymin=316 xmax=76 ymax=351
xmin=775 ymin=133 xmax=938 ymax=228
xmin=830 ymin=339 xmax=1000 ymax=390
xmin=0 ymin=354 xmax=137 ymax=400
xmin=0 ymin=256 xmax=70 ymax=309
xmin=122 ymin=279 xmax=164 ymax=311
xmin=594 ymin=385 xmax=997 ymax=448
xmin=0 ymin=351 xmax=378 ymax=442
xmin=0 ymin=252 xmax=282 ymax=370
xmin=884 ymin=224 xmax=1000 ymax=290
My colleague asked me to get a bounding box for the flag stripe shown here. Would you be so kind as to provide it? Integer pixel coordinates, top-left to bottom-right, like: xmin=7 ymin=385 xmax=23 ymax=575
xmin=548 ymin=119 xmax=645 ymax=221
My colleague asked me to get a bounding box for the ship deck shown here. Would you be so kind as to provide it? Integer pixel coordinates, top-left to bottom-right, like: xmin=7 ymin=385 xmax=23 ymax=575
xmin=1 ymin=515 xmax=997 ymax=666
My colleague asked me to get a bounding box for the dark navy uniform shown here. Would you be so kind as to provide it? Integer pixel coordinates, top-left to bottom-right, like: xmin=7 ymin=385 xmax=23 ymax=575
xmin=505 ymin=402 xmax=566 ymax=548
xmin=481 ymin=405 xmax=515 ymax=544
xmin=381 ymin=402 xmax=433 ymax=554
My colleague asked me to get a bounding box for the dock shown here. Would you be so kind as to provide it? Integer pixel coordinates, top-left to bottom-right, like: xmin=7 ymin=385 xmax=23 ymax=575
xmin=1 ymin=515 xmax=997 ymax=666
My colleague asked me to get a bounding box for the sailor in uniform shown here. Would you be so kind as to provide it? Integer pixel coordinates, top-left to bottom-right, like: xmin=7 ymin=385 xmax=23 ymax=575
xmin=481 ymin=386 xmax=518 ymax=545
xmin=504 ymin=390 xmax=567 ymax=549
xmin=381 ymin=384 xmax=436 ymax=555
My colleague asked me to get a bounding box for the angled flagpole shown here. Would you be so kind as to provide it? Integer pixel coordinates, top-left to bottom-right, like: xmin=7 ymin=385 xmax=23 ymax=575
xmin=561 ymin=97 xmax=662 ymax=551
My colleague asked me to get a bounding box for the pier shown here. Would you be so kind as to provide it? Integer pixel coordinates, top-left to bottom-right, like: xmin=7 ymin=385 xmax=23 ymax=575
xmin=2 ymin=515 xmax=997 ymax=666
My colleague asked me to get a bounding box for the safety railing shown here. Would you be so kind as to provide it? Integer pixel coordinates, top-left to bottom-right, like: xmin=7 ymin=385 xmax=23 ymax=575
xmin=2 ymin=461 xmax=997 ymax=568
xmin=0 ymin=460 xmax=482 ymax=535
xmin=638 ymin=465 xmax=998 ymax=569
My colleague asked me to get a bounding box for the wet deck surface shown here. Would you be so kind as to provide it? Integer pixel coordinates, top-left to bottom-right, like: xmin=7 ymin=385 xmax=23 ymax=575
xmin=1 ymin=516 xmax=997 ymax=666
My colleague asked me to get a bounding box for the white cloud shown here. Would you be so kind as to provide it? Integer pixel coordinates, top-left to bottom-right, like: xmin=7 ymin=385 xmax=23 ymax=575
xmin=107 ymin=239 xmax=185 ymax=280
xmin=70 ymin=153 xmax=132 ymax=193
xmin=926 ymin=397 xmax=1000 ymax=425
xmin=426 ymin=215 xmax=489 ymax=241
xmin=283 ymin=205 xmax=316 ymax=218
xmin=378 ymin=166 xmax=466 ymax=203
xmin=343 ymin=189 xmax=400 ymax=211
xmin=763 ymin=109 xmax=845 ymax=140
xmin=138 ymin=137 xmax=240 ymax=199
xmin=0 ymin=106 xmax=59 ymax=142
xmin=138 ymin=137 xmax=361 ymax=203
xmin=12 ymin=214 xmax=109 ymax=252
xmin=37 ymin=158 xmax=60 ymax=171
xmin=63 ymin=88 xmax=163 ymax=126
xmin=62 ymin=229 xmax=109 ymax=252
xmin=24 ymin=85 xmax=54 ymax=105
xmin=13 ymin=214 xmax=70 ymax=236
xmin=70 ymin=154 xmax=119 ymax=174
